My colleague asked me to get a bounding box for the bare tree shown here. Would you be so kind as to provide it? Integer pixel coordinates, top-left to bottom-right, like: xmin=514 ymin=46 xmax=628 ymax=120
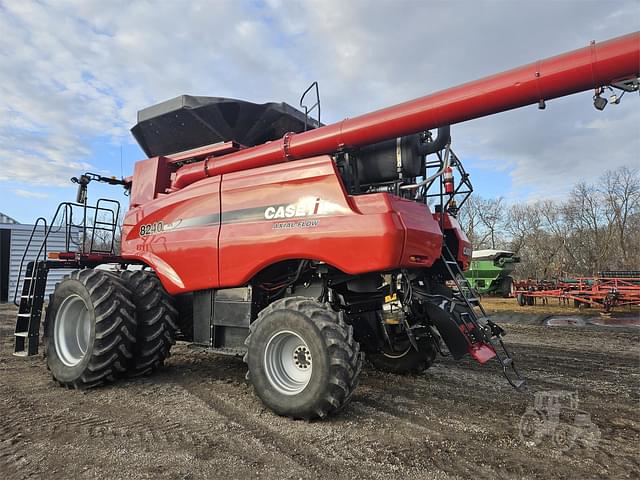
xmin=601 ymin=166 xmax=640 ymax=268
xmin=505 ymin=202 xmax=541 ymax=254
xmin=461 ymin=165 xmax=639 ymax=279
xmin=458 ymin=196 xmax=483 ymax=248
xmin=564 ymin=182 xmax=615 ymax=274
xmin=458 ymin=196 xmax=505 ymax=249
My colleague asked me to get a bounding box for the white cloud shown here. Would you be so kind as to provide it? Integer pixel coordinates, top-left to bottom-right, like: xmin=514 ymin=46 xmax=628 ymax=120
xmin=0 ymin=0 xmax=638 ymax=198
xmin=11 ymin=188 xmax=49 ymax=199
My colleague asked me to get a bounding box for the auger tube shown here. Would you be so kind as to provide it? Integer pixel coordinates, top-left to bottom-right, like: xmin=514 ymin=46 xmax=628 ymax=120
xmin=172 ymin=31 xmax=639 ymax=190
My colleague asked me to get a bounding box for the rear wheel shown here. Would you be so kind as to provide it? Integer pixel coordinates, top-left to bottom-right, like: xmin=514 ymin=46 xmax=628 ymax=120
xmin=500 ymin=276 xmax=514 ymax=298
xmin=368 ymin=337 xmax=437 ymax=374
xmin=120 ymin=270 xmax=178 ymax=376
xmin=245 ymin=297 xmax=363 ymax=419
xmin=517 ymin=293 xmax=527 ymax=306
xmin=44 ymin=269 xmax=137 ymax=389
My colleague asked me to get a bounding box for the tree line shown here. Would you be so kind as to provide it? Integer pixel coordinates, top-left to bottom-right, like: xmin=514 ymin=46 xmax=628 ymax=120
xmin=457 ymin=166 xmax=640 ymax=279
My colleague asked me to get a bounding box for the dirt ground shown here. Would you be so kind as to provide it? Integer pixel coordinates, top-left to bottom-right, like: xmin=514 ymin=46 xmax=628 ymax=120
xmin=1 ymin=303 xmax=638 ymax=480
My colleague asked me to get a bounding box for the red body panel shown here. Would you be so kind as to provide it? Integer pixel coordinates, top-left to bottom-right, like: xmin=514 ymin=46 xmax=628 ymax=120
xmin=434 ymin=212 xmax=472 ymax=270
xmin=122 ymin=177 xmax=222 ymax=293
xmin=122 ymin=156 xmax=444 ymax=294
xmin=130 ymin=156 xmax=171 ymax=207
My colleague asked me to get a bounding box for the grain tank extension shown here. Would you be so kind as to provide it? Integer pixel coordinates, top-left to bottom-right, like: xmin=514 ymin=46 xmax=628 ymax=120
xmin=13 ymin=32 xmax=639 ymax=420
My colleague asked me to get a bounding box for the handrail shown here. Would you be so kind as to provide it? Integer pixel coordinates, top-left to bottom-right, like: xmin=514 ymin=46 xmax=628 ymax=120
xmin=13 ymin=217 xmax=47 ymax=306
xmin=90 ymin=199 xmax=121 ymax=254
xmin=299 ymin=81 xmax=321 ymax=132
xmin=12 ymin=199 xmax=121 ymax=305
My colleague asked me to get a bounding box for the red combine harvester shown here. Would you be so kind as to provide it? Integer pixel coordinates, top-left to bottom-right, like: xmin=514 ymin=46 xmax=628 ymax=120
xmin=13 ymin=32 xmax=639 ymax=419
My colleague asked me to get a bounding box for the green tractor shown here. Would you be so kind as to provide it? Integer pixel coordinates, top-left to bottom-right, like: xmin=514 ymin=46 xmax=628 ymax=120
xmin=464 ymin=250 xmax=520 ymax=297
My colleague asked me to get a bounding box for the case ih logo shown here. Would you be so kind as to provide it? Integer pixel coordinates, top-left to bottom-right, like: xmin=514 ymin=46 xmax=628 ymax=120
xmin=264 ymin=198 xmax=338 ymax=220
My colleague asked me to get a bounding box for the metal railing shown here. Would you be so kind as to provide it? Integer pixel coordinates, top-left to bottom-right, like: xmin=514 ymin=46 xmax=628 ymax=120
xmin=13 ymin=199 xmax=121 ymax=306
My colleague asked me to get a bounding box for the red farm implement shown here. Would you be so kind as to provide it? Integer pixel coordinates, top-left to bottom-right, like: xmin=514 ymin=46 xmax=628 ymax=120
xmin=516 ymin=273 xmax=640 ymax=313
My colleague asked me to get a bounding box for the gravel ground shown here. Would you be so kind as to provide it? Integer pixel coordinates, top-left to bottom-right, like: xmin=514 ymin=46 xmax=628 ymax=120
xmin=0 ymin=303 xmax=638 ymax=479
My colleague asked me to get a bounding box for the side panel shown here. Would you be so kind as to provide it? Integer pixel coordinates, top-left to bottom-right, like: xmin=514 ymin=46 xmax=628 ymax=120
xmin=130 ymin=156 xmax=172 ymax=208
xmin=0 ymin=229 xmax=9 ymax=303
xmin=7 ymin=226 xmax=77 ymax=304
xmin=122 ymin=155 xmax=444 ymax=294
xmin=218 ymin=156 xmax=443 ymax=288
xmin=434 ymin=212 xmax=472 ymax=270
xmin=121 ymin=177 xmax=221 ymax=294
xmin=388 ymin=197 xmax=443 ymax=267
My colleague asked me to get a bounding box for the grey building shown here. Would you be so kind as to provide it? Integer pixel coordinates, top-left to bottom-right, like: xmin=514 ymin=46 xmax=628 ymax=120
xmin=0 ymin=213 xmax=77 ymax=303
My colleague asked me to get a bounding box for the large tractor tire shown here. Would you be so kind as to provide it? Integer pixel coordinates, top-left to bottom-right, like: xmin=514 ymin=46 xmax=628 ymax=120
xmin=517 ymin=293 xmax=527 ymax=306
xmin=244 ymin=297 xmax=363 ymax=420
xmin=500 ymin=276 xmax=514 ymax=298
xmin=368 ymin=337 xmax=437 ymax=374
xmin=44 ymin=269 xmax=137 ymax=389
xmin=120 ymin=270 xmax=178 ymax=376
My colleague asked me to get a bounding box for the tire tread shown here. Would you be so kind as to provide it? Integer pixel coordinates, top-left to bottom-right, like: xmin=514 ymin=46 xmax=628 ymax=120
xmin=120 ymin=270 xmax=178 ymax=376
xmin=245 ymin=296 xmax=363 ymax=420
xmin=45 ymin=269 xmax=137 ymax=389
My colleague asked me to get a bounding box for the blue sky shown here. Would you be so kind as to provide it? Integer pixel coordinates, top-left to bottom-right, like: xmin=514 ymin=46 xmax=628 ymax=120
xmin=1 ymin=0 xmax=638 ymax=224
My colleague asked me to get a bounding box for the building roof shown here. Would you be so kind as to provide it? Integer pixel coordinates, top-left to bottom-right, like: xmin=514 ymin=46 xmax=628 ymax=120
xmin=0 ymin=212 xmax=19 ymax=224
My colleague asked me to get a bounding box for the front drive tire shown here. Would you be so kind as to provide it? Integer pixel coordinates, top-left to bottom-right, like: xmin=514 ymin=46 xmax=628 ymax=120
xmin=44 ymin=269 xmax=137 ymax=389
xmin=120 ymin=270 xmax=178 ymax=376
xmin=244 ymin=297 xmax=363 ymax=420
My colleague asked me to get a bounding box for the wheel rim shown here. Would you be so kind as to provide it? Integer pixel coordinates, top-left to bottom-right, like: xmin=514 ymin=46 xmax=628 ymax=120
xmin=382 ymin=335 xmax=413 ymax=359
xmin=382 ymin=345 xmax=412 ymax=359
xmin=264 ymin=330 xmax=312 ymax=395
xmin=54 ymin=294 xmax=92 ymax=367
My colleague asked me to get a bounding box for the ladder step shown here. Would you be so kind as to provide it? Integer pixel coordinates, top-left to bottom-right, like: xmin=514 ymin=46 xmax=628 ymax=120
xmin=17 ymin=313 xmax=32 ymax=317
xmin=445 ymin=260 xmax=458 ymax=265
xmin=501 ymin=357 xmax=513 ymax=367
xmin=13 ymin=351 xmax=29 ymax=357
xmin=14 ymin=332 xmax=29 ymax=337
xmin=512 ymin=379 xmax=527 ymax=391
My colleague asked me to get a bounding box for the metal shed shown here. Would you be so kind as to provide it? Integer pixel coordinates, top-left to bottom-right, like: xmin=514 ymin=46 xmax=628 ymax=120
xmin=0 ymin=214 xmax=78 ymax=303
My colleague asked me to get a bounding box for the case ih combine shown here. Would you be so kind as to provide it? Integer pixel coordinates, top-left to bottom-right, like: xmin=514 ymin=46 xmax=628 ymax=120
xmin=13 ymin=32 xmax=639 ymax=419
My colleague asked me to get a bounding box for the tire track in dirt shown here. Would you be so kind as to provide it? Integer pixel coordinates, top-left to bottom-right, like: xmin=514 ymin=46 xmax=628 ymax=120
xmin=353 ymin=384 xmax=607 ymax=480
xmin=2 ymin=304 xmax=639 ymax=480
xmin=168 ymin=363 xmax=457 ymax=479
xmin=172 ymin=376 xmax=356 ymax=478
xmin=0 ymin=382 xmax=223 ymax=448
xmin=0 ymin=379 xmax=305 ymax=477
xmin=357 ymin=346 xmax=639 ymax=480
xmin=166 ymin=353 xmax=413 ymax=475
xmin=348 ymin=394 xmax=539 ymax=479
xmin=0 ymin=387 xmax=49 ymax=479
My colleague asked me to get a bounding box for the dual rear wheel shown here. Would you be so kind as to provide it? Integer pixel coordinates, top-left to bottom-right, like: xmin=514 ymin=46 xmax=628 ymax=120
xmin=45 ymin=269 xmax=178 ymax=389
xmin=45 ymin=274 xmax=426 ymax=419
